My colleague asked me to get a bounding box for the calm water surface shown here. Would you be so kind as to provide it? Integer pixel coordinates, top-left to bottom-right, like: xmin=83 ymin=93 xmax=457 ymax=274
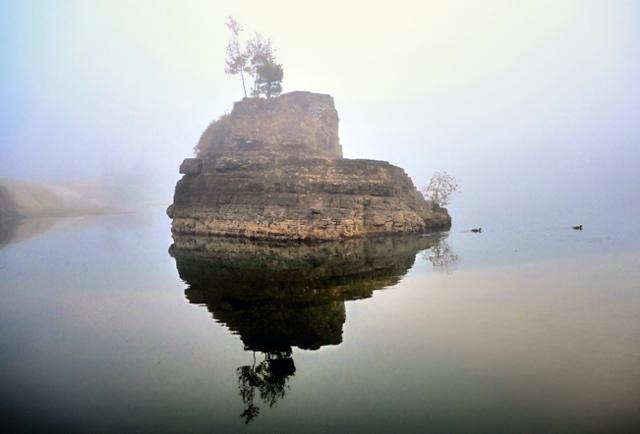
xmin=1 ymin=208 xmax=639 ymax=433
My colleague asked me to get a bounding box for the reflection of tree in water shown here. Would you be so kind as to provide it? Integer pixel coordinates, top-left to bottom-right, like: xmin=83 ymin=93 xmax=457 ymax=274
xmin=237 ymin=350 xmax=295 ymax=424
xmin=170 ymin=233 xmax=448 ymax=424
xmin=422 ymin=237 xmax=459 ymax=273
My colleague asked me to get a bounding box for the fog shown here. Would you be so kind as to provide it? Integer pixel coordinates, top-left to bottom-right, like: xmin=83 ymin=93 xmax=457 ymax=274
xmin=2 ymin=0 xmax=639 ymax=224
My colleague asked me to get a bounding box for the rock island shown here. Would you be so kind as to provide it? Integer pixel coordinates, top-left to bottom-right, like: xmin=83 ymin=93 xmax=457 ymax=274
xmin=168 ymin=91 xmax=450 ymax=241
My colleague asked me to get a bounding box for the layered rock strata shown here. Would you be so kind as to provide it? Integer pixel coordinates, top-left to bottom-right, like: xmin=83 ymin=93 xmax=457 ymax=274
xmin=169 ymin=91 xmax=450 ymax=241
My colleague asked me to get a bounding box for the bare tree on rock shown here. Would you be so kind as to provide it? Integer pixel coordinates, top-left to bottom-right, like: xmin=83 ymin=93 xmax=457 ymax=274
xmin=422 ymin=172 xmax=460 ymax=207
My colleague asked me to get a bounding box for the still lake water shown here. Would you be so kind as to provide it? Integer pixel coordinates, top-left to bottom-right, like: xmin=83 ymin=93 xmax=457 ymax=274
xmin=1 ymin=207 xmax=640 ymax=433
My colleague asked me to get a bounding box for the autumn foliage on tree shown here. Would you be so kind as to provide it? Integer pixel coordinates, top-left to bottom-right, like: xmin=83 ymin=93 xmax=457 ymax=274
xmin=224 ymin=17 xmax=283 ymax=99
xmin=224 ymin=17 xmax=249 ymax=97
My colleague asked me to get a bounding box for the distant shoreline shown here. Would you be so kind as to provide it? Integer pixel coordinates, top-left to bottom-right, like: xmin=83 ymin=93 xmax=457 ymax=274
xmin=0 ymin=177 xmax=149 ymax=220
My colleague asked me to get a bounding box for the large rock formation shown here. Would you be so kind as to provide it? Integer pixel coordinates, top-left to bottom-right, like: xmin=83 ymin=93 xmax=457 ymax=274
xmin=169 ymin=91 xmax=450 ymax=241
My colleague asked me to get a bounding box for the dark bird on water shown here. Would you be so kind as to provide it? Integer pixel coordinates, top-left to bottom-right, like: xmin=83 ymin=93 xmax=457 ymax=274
xmin=471 ymin=228 xmax=482 ymax=233
xmin=572 ymin=225 xmax=583 ymax=231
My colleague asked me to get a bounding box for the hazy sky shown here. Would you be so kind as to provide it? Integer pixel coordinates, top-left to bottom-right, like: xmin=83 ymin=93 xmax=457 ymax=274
xmin=1 ymin=0 xmax=639 ymax=221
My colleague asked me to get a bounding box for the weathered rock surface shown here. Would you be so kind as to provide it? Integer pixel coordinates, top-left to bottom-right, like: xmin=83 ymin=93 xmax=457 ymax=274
xmin=179 ymin=158 xmax=202 ymax=175
xmin=196 ymin=91 xmax=341 ymax=160
xmin=170 ymin=91 xmax=450 ymax=241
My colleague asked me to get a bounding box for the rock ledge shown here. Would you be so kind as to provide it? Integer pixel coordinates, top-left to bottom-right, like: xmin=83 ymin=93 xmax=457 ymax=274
xmin=169 ymin=92 xmax=450 ymax=241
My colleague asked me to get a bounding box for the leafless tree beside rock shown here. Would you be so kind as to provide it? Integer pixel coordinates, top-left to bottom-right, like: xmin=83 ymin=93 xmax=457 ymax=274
xmin=421 ymin=172 xmax=460 ymax=207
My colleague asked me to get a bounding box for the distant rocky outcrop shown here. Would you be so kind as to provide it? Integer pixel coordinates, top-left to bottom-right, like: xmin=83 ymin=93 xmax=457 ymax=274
xmin=0 ymin=178 xmax=113 ymax=219
xmin=169 ymin=91 xmax=450 ymax=241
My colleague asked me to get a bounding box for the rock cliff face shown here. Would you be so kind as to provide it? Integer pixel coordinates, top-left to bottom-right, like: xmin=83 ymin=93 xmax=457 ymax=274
xmin=196 ymin=91 xmax=341 ymax=160
xmin=169 ymin=91 xmax=450 ymax=241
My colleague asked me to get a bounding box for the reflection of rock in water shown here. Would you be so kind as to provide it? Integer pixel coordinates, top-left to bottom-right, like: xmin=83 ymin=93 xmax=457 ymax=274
xmin=170 ymin=234 xmax=444 ymax=352
xmin=0 ymin=217 xmax=60 ymax=249
xmin=169 ymin=233 xmax=446 ymax=422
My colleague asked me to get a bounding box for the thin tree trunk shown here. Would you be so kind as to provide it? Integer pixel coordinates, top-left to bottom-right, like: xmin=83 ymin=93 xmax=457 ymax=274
xmin=240 ymin=71 xmax=247 ymax=97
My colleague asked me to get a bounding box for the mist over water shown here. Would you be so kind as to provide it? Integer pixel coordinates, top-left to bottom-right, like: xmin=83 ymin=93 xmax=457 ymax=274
xmin=2 ymin=1 xmax=639 ymax=219
xmin=1 ymin=208 xmax=639 ymax=432
xmin=1 ymin=1 xmax=640 ymax=432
